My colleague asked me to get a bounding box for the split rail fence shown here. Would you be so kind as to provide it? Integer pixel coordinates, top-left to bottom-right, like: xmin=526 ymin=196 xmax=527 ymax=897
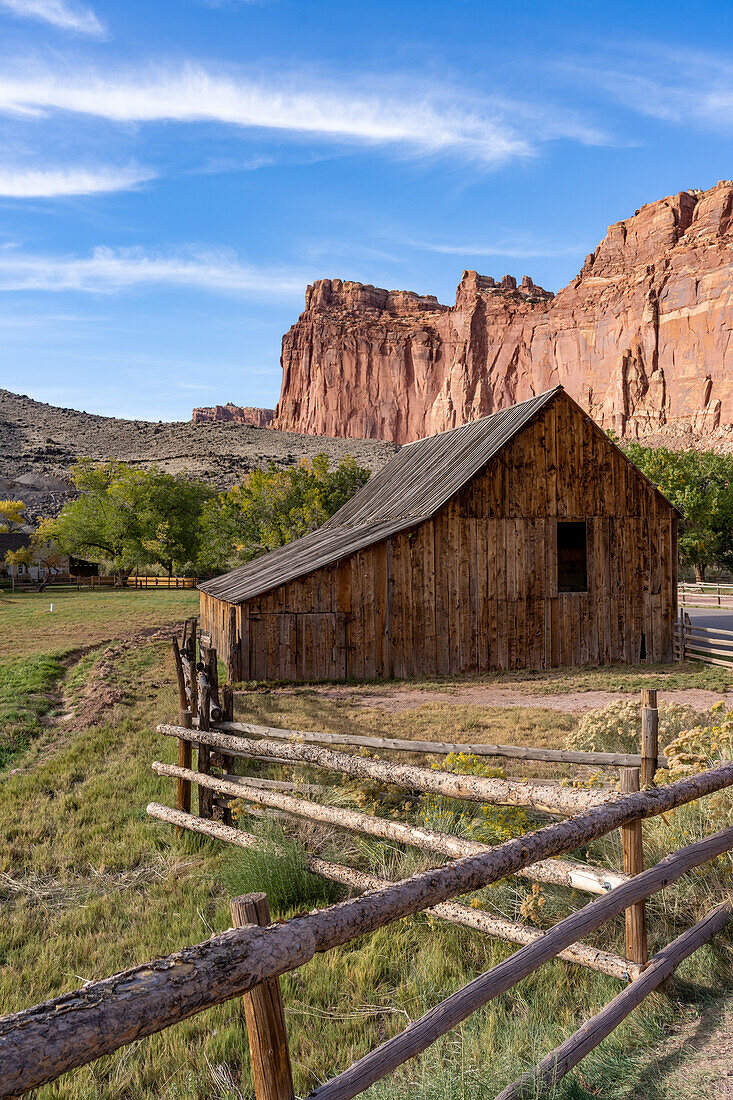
xmin=679 ymin=580 xmax=733 ymax=607
xmin=126 ymin=574 xmax=198 ymax=589
xmin=675 ymin=608 xmax=733 ymax=667
xmin=2 ymin=622 xmax=733 ymax=1100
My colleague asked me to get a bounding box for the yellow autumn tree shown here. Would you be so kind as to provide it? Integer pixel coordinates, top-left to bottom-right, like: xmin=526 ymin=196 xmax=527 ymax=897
xmin=0 ymin=500 xmax=27 ymax=533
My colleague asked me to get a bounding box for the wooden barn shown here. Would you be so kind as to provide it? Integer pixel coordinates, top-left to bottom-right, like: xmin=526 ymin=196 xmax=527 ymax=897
xmin=199 ymin=386 xmax=679 ymax=681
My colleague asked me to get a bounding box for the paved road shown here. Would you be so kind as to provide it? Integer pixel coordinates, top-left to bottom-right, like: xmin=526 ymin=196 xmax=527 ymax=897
xmin=684 ymin=606 xmax=733 ymax=659
xmin=687 ymin=607 xmax=733 ymax=632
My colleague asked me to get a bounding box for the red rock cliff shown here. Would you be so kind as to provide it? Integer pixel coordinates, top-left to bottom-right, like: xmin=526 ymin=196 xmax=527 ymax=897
xmin=273 ymin=181 xmax=733 ymax=447
xmin=192 ymin=403 xmax=274 ymax=428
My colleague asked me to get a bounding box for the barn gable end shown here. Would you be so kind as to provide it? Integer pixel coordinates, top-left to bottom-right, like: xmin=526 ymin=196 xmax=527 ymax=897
xmin=200 ymin=388 xmax=678 ymax=680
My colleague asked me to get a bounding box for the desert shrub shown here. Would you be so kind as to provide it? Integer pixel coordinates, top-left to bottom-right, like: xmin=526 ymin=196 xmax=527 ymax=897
xmin=587 ymin=701 xmax=733 ymax=927
xmin=437 ymin=751 xmax=506 ymax=779
xmin=566 ymin=700 xmax=708 ymax=757
xmin=644 ymin=709 xmax=733 ymax=928
xmin=418 ymin=794 xmax=479 ymax=838
xmin=422 ymin=754 xmax=534 ymax=844
xmin=664 ymin=700 xmax=733 ymax=778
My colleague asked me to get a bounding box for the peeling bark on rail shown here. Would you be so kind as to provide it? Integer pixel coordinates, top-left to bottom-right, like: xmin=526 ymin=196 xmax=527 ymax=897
xmin=157 ymin=724 xmax=609 ymax=816
xmin=146 ymin=806 xmax=637 ymax=979
xmin=153 ymin=761 xmax=626 ymax=894
xmin=213 ymin=718 xmax=669 ymax=770
xmin=3 ymin=765 xmax=733 ymax=1098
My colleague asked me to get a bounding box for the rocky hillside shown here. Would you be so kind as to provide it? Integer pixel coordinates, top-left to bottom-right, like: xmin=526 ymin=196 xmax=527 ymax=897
xmin=272 ymin=181 xmax=733 ymax=450
xmin=0 ymin=389 xmax=396 ymax=523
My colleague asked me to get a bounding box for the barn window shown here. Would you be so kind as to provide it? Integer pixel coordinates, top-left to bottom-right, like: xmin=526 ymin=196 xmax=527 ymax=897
xmin=557 ymin=522 xmax=588 ymax=592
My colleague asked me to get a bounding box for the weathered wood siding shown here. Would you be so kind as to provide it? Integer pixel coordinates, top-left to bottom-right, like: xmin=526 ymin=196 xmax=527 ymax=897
xmin=201 ymin=393 xmax=678 ymax=680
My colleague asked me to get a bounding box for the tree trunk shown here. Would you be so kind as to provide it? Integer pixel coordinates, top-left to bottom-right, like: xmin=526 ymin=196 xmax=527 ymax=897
xmin=694 ymin=563 xmax=707 ymax=582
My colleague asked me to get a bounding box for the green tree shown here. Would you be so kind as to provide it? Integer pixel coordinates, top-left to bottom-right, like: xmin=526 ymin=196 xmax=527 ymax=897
xmin=201 ymin=454 xmax=371 ymax=571
xmin=134 ymin=469 xmax=216 ymax=576
xmin=622 ymin=442 xmax=733 ymax=580
xmin=37 ymin=460 xmax=215 ymax=581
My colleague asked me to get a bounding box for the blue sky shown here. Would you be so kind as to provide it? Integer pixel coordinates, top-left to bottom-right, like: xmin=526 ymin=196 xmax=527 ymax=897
xmin=1 ymin=0 xmax=732 ymax=421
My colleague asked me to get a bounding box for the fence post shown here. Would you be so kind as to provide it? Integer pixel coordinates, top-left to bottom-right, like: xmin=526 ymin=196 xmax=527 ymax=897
xmin=197 ymin=669 xmax=214 ymax=819
xmin=227 ymin=605 xmax=241 ymax=683
xmin=184 ymin=619 xmax=198 ymax=716
xmin=640 ymin=689 xmax=659 ymax=787
xmin=219 ymin=683 xmax=235 ymax=826
xmin=176 ymin=711 xmax=193 ymax=822
xmin=620 ymin=767 xmax=648 ymax=969
xmin=171 ymin=637 xmax=193 ymax=834
xmin=231 ymin=892 xmax=295 ymax=1100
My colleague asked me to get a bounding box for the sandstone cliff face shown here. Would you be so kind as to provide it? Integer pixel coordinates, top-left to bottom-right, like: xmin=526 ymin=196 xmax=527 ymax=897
xmin=192 ymin=403 xmax=274 ymax=428
xmin=273 ymin=181 xmax=733 ymax=448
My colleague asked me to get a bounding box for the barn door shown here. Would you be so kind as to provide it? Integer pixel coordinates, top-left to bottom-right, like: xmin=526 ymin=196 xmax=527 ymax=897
xmin=296 ymin=613 xmax=347 ymax=680
xmin=244 ymin=611 xmax=346 ymax=680
xmin=246 ymin=613 xmax=297 ymax=680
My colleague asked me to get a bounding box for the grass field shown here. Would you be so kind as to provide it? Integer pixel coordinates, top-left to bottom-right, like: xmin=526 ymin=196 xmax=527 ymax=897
xmin=1 ymin=589 xmax=732 ymax=1099
xmin=0 ymin=587 xmax=200 ymax=658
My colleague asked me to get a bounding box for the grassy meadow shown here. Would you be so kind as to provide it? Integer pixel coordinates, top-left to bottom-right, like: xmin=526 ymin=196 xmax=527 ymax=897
xmin=1 ymin=588 xmax=732 ymax=1099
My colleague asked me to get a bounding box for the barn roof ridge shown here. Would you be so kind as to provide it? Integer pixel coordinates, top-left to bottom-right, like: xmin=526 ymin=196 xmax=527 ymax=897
xmin=398 ymin=385 xmax=564 ymax=449
xmin=199 ymin=387 xmax=562 ymax=605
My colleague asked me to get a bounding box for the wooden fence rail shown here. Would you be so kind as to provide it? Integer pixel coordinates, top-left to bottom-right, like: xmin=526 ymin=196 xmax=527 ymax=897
xmin=212 ymin=718 xmax=670 ymax=771
xmin=148 ymin=804 xmax=639 ymax=981
xmin=158 ymin=724 xmax=611 ymax=816
xmin=676 ymin=610 xmax=733 ymax=667
xmin=495 ymin=901 xmax=732 ymax=1100
xmin=126 ymin=575 xmax=198 ymax=588
xmin=305 ymin=827 xmax=733 ymax=1100
xmin=152 ymin=760 xmax=628 ymax=895
xmin=679 ymin=581 xmax=733 ymax=607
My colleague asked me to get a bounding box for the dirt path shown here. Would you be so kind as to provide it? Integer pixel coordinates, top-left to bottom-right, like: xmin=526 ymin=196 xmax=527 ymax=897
xmin=5 ymin=624 xmax=176 ymax=777
xmin=293 ymin=684 xmax=727 ymax=714
xmin=629 ymin=997 xmax=733 ymax=1098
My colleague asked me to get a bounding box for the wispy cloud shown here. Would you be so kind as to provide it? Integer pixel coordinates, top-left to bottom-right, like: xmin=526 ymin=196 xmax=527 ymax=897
xmin=189 ymin=153 xmax=278 ymax=175
xmin=408 ymin=237 xmax=584 ymax=258
xmin=0 ymin=244 xmax=307 ymax=296
xmin=566 ymin=45 xmax=733 ymax=132
xmin=0 ymin=0 xmax=104 ymax=36
xmin=0 ymin=62 xmax=606 ymax=166
xmin=0 ymin=163 xmax=156 ymax=197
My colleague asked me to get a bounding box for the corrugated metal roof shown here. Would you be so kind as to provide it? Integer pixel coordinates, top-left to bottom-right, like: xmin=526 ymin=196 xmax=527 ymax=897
xmin=199 ymin=388 xmax=560 ymax=604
